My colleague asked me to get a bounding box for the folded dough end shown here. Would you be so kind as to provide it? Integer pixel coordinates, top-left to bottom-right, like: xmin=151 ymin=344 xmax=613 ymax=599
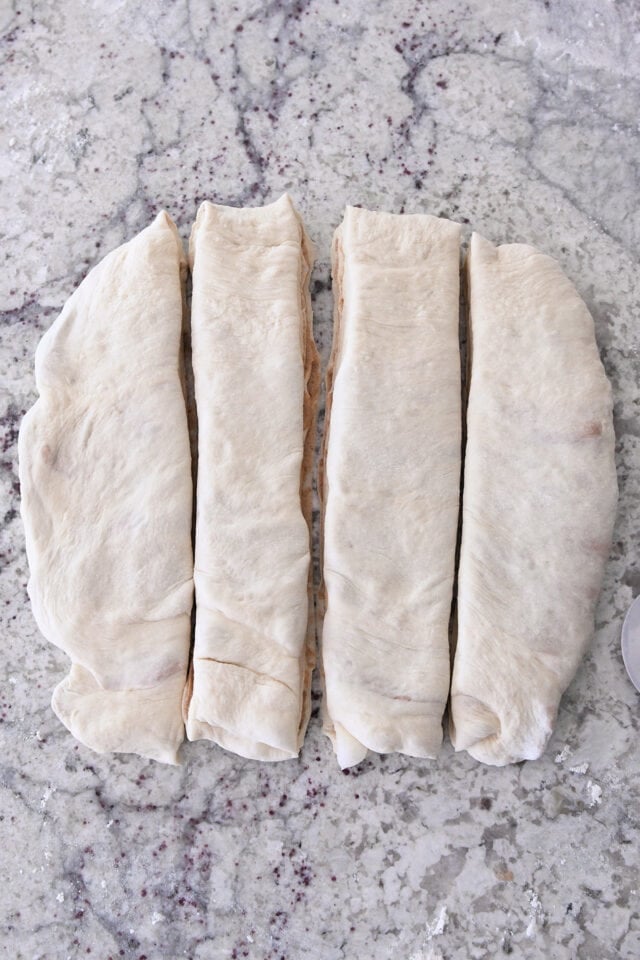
xmin=450 ymin=693 xmax=554 ymax=766
xmin=185 ymin=657 xmax=303 ymax=761
xmin=449 ymin=694 xmax=500 ymax=749
xmin=52 ymin=664 xmax=185 ymax=765
xmin=325 ymin=682 xmax=444 ymax=766
xmin=333 ymin=722 xmax=369 ymax=770
xmin=185 ymin=716 xmax=298 ymax=762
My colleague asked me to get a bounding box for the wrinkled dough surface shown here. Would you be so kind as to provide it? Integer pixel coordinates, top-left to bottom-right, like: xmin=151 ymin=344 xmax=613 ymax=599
xmin=321 ymin=206 xmax=462 ymax=767
xmin=19 ymin=212 xmax=194 ymax=764
xmin=183 ymin=194 xmax=318 ymax=761
xmin=450 ymin=233 xmax=618 ymax=766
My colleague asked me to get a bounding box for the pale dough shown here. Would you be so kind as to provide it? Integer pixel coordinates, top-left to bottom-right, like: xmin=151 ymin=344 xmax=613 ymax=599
xmin=183 ymin=194 xmax=319 ymax=761
xmin=321 ymin=206 xmax=462 ymax=768
xmin=450 ymin=233 xmax=618 ymax=765
xmin=19 ymin=212 xmax=194 ymax=764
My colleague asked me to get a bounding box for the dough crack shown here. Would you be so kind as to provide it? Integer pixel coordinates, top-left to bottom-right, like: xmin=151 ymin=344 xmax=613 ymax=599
xmin=196 ymin=658 xmax=297 ymax=698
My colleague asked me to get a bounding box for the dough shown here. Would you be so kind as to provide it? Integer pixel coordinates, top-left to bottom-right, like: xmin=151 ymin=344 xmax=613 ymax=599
xmin=450 ymin=233 xmax=618 ymax=765
xmin=321 ymin=206 xmax=462 ymax=768
xmin=19 ymin=212 xmax=194 ymax=764
xmin=183 ymin=194 xmax=319 ymax=761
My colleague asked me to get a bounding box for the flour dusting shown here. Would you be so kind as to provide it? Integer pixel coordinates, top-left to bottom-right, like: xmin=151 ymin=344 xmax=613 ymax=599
xmin=425 ymin=906 xmax=448 ymax=940
xmin=586 ymin=781 xmax=602 ymax=807
xmin=40 ymin=785 xmax=55 ymax=810
xmin=525 ymin=891 xmax=545 ymax=939
xmin=409 ymin=906 xmax=448 ymax=959
xmin=569 ymin=762 xmax=589 ymax=775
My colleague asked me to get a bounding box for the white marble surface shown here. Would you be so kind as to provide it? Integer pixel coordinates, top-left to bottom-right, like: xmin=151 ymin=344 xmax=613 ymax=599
xmin=2 ymin=1 xmax=640 ymax=958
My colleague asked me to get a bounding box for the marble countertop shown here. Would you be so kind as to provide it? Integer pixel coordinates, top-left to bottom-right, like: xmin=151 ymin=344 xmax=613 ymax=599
xmin=2 ymin=1 xmax=639 ymax=958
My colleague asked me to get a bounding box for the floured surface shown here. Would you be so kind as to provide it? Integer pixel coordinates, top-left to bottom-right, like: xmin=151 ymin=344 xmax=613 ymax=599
xmin=321 ymin=206 xmax=462 ymax=767
xmin=451 ymin=233 xmax=618 ymax=765
xmin=18 ymin=212 xmax=194 ymax=764
xmin=184 ymin=194 xmax=319 ymax=760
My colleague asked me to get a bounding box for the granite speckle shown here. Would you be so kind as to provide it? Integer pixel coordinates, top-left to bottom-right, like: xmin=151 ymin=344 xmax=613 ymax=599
xmin=2 ymin=1 xmax=640 ymax=958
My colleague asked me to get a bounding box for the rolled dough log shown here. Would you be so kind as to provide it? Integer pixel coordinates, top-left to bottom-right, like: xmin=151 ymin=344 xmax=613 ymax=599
xmin=19 ymin=212 xmax=194 ymax=764
xmin=450 ymin=233 xmax=618 ymax=765
xmin=183 ymin=194 xmax=319 ymax=761
xmin=321 ymin=206 xmax=462 ymax=768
